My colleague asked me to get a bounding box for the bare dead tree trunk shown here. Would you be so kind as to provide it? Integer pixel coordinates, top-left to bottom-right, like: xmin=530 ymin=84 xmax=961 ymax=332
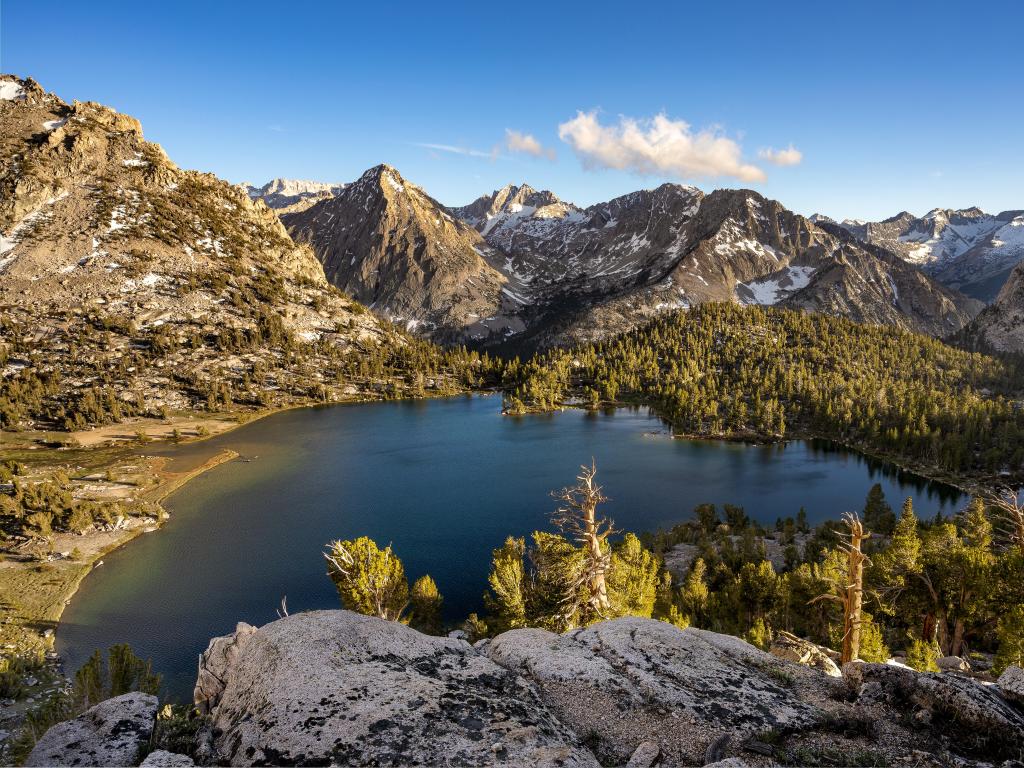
xmin=989 ymin=487 xmax=1024 ymax=551
xmin=552 ymin=460 xmax=614 ymax=620
xmin=810 ymin=511 xmax=870 ymax=664
xmin=842 ymin=512 xmax=870 ymax=664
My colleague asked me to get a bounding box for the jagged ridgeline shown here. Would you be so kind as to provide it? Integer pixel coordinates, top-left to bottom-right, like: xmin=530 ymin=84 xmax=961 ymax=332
xmin=281 ymin=163 xmax=983 ymax=351
xmin=0 ymin=76 xmax=495 ymax=430
xmin=503 ymin=303 xmax=1024 ymax=482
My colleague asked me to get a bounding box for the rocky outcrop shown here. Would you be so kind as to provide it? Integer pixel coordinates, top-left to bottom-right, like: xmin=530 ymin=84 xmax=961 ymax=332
xmin=193 ymin=621 xmax=257 ymax=715
xmin=843 ymin=661 xmax=1024 ymax=759
xmin=25 ymin=692 xmax=158 ymax=767
xmin=199 ymin=610 xmax=596 ymax=766
xmin=192 ymin=610 xmax=1024 ymax=767
xmin=483 ymin=619 xmax=826 ymax=765
xmin=999 ymin=665 xmax=1024 ymax=705
xmin=769 ymin=630 xmax=842 ymax=677
xmin=957 ymin=260 xmax=1024 ymax=352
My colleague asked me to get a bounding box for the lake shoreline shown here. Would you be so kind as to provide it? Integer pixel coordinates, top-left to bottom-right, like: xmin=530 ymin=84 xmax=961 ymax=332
xmin=512 ymin=399 xmax=997 ymax=501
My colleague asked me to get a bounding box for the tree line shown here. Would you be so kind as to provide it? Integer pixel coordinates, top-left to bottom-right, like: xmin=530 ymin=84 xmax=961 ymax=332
xmin=500 ymin=304 xmax=1024 ymax=483
xmin=325 ymin=462 xmax=1024 ymax=675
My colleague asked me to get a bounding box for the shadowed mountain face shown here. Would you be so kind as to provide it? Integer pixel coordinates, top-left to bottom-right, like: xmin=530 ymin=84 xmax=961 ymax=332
xmin=283 ymin=166 xmax=981 ymax=349
xmin=956 ymin=260 xmax=1024 ymax=353
xmin=817 ymin=208 xmax=1024 ymax=302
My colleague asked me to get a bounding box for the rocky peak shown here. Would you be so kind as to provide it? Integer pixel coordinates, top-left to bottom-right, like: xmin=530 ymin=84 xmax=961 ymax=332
xmin=0 ymin=76 xmax=402 ymax=427
xmin=246 ymin=178 xmax=345 ymax=211
xmin=282 ymin=164 xmax=516 ymax=342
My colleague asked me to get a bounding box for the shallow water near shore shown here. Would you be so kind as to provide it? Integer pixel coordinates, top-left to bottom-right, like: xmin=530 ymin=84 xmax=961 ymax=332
xmin=57 ymin=395 xmax=963 ymax=700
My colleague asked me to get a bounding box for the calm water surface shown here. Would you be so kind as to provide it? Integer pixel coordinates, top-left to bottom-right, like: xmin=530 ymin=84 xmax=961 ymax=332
xmin=57 ymin=395 xmax=963 ymax=699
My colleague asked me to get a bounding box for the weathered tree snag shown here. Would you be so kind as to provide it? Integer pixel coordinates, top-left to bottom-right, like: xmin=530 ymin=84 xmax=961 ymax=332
xmin=842 ymin=512 xmax=871 ymax=664
xmin=810 ymin=511 xmax=871 ymax=664
xmin=552 ymin=460 xmax=614 ymax=622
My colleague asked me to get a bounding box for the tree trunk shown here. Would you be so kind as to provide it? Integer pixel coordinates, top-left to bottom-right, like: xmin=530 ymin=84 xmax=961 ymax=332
xmin=583 ymin=484 xmax=610 ymax=614
xmin=950 ymin=618 xmax=966 ymax=658
xmin=842 ymin=515 xmax=869 ymax=664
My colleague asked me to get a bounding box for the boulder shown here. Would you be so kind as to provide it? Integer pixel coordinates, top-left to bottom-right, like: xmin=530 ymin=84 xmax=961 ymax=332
xmin=769 ymin=630 xmax=842 ymax=677
xmin=487 ymin=618 xmax=828 ymax=765
xmin=139 ymin=750 xmax=195 ymax=766
xmin=25 ymin=692 xmax=158 ymax=767
xmin=843 ymin=661 xmax=1024 ymax=758
xmin=937 ymin=655 xmax=971 ymax=673
xmin=999 ymin=665 xmax=1024 ymax=705
xmin=200 ymin=610 xmax=597 ymax=766
xmin=193 ymin=621 xmax=256 ymax=714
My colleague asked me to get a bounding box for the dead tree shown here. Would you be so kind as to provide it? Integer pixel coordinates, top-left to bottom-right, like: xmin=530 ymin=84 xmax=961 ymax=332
xmin=810 ymin=511 xmax=871 ymax=664
xmin=988 ymin=487 xmax=1024 ymax=551
xmin=552 ymin=460 xmax=615 ymax=620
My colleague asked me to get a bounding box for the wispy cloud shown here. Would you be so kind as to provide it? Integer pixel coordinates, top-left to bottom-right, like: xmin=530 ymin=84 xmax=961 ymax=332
xmin=558 ymin=110 xmax=765 ymax=183
xmin=504 ymin=129 xmax=556 ymax=160
xmin=758 ymin=145 xmax=803 ymax=167
xmin=412 ymin=142 xmax=496 ymax=159
xmin=267 ymin=124 xmax=287 ymax=133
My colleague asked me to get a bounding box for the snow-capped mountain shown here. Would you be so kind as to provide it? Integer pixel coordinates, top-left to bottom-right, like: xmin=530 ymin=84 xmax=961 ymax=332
xmin=820 ymin=208 xmax=1024 ymax=302
xmin=282 ymin=164 xmax=981 ymax=348
xmin=246 ymin=178 xmax=346 ymax=212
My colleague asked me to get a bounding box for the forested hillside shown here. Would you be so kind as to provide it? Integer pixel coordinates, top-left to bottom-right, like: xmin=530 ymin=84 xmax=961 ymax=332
xmin=502 ymin=304 xmax=1024 ymax=483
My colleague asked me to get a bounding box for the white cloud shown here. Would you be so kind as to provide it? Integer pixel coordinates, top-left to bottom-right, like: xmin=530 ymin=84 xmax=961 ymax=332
xmin=557 ymin=110 xmax=765 ymax=183
xmin=413 ymin=142 xmax=496 ymax=159
xmin=505 ymin=129 xmax=556 ymax=160
xmin=758 ymin=145 xmax=803 ymax=167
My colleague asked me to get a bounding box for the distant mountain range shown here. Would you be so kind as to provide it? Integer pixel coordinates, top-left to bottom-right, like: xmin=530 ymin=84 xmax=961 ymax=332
xmin=812 ymin=208 xmax=1024 ymax=302
xmin=275 ymin=169 xmax=984 ymax=349
xmin=245 ymin=178 xmax=346 ymax=213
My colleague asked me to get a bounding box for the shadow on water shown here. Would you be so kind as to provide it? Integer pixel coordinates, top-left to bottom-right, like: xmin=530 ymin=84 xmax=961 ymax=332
xmin=60 ymin=395 xmax=966 ymax=701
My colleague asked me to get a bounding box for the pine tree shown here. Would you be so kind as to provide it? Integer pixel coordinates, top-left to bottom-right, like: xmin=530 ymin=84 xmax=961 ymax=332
xmin=863 ymin=484 xmax=896 ymax=536
xmin=994 ymin=605 xmax=1024 ymax=674
xmin=409 ymin=575 xmax=443 ymax=635
xmin=484 ymin=537 xmax=528 ymax=633
xmin=679 ymin=558 xmax=710 ymax=626
xmin=324 ymin=537 xmax=409 ymax=621
xmin=606 ymin=533 xmax=659 ymax=618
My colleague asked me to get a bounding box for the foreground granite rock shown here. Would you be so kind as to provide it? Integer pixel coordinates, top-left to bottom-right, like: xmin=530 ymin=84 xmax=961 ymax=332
xmin=200 ymin=610 xmax=596 ymax=766
xmin=843 ymin=661 xmax=1024 ymax=759
xmin=999 ymin=665 xmax=1024 ymax=705
xmin=191 ymin=611 xmax=1024 ymax=767
xmin=25 ymin=692 xmax=158 ymax=767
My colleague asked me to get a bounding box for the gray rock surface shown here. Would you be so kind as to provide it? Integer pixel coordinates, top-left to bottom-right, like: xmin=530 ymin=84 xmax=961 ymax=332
xmin=139 ymin=750 xmax=195 ymax=766
xmin=999 ymin=665 xmax=1024 ymax=705
xmin=201 ymin=610 xmax=597 ymax=766
xmin=194 ymin=621 xmax=257 ymax=715
xmin=195 ymin=611 xmax=1024 ymax=767
xmin=25 ymin=692 xmax=158 ymax=767
xmin=937 ymin=655 xmax=972 ymax=673
xmin=769 ymin=630 xmax=842 ymax=677
xmin=843 ymin=661 xmax=1024 ymax=758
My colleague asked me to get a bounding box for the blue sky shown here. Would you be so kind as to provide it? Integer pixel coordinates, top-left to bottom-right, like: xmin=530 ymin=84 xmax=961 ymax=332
xmin=2 ymin=1 xmax=1022 ymax=219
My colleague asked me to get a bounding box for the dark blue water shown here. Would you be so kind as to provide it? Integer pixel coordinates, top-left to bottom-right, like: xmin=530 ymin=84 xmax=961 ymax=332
xmin=57 ymin=395 xmax=963 ymax=700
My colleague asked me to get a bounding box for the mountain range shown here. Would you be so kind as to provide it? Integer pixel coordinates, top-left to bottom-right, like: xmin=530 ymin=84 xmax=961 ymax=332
xmin=3 ymin=71 xmax=1023 ymax=389
xmin=280 ymin=169 xmax=984 ymax=349
xmin=812 ymin=208 xmax=1024 ymax=302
